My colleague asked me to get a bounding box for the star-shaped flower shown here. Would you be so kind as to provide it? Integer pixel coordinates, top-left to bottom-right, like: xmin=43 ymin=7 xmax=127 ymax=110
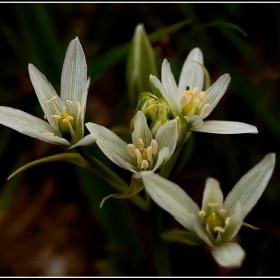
xmin=141 ymin=153 xmax=275 ymax=268
xmin=149 ymin=47 xmax=258 ymax=134
xmin=0 ymin=37 xmax=95 ymax=147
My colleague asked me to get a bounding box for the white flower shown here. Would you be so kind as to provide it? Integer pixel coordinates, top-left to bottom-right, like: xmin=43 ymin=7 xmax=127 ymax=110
xmin=85 ymin=110 xmax=178 ymax=174
xmin=141 ymin=153 xmax=276 ymax=268
xmin=0 ymin=37 xmax=95 ymax=147
xmin=149 ymin=48 xmax=258 ymax=134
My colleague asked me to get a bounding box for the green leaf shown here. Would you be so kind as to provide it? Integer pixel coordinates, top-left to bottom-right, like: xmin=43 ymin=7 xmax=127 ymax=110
xmin=126 ymin=24 xmax=158 ymax=105
xmin=161 ymin=229 xmax=206 ymax=246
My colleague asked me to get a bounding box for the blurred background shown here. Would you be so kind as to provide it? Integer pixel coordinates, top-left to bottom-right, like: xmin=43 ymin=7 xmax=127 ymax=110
xmin=0 ymin=2 xmax=279 ymax=276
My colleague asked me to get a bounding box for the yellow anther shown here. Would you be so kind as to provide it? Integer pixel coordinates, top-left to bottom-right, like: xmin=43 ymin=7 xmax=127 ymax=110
xmin=147 ymin=146 xmax=153 ymax=161
xmin=138 ymin=139 xmax=145 ymax=151
xmin=200 ymin=104 xmax=210 ymax=118
xmin=51 ymin=115 xmax=62 ymax=120
xmin=151 ymin=139 xmax=158 ymax=155
xmin=198 ymin=210 xmax=206 ymax=217
xmin=44 ymin=132 xmax=54 ymax=136
xmin=66 ymin=100 xmax=73 ymax=105
xmin=127 ymin=144 xmax=136 ymax=157
xmin=135 ymin=149 xmax=142 ymax=164
xmin=43 ymin=115 xmax=47 ymax=120
xmin=214 ymin=226 xmax=225 ymax=233
xmin=63 ymin=116 xmax=74 ymax=123
xmin=141 ymin=160 xmax=149 ymax=170
xmin=225 ymin=217 xmax=231 ymax=226
xmin=219 ymin=209 xmax=227 ymax=214
xmin=199 ymin=91 xmax=205 ymax=102
xmin=179 ymin=94 xmax=188 ymax=107
xmin=45 ymin=96 xmax=57 ymax=104
xmin=207 ymin=202 xmax=220 ymax=207
xmin=184 ymin=90 xmax=195 ymax=95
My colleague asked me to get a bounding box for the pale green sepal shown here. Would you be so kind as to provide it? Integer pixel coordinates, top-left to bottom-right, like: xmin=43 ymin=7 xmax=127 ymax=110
xmin=202 ymin=73 xmax=231 ymax=119
xmin=28 ymin=64 xmax=64 ymax=129
xmin=190 ymin=214 xmax=213 ymax=246
xmin=141 ymin=172 xmax=200 ymax=231
xmin=70 ymin=133 xmax=97 ymax=149
xmin=193 ymin=120 xmax=258 ymax=134
xmin=100 ymin=174 xmax=144 ymax=208
xmin=224 ymin=153 xmax=276 ymax=219
xmin=126 ymin=24 xmax=157 ymax=105
xmin=61 ymin=37 xmax=87 ymax=117
xmin=202 ymin=177 xmax=224 ymax=212
xmin=132 ymin=111 xmax=153 ymax=148
xmin=160 ymin=229 xmax=206 ymax=246
xmin=177 ymin=48 xmax=204 ymax=98
xmin=0 ymin=106 xmax=69 ymax=146
xmin=223 ymin=202 xmax=243 ymax=242
xmin=85 ymin=122 xmax=136 ymax=170
xmin=149 ymin=74 xmax=165 ymax=99
xmin=211 ymin=242 xmax=246 ymax=268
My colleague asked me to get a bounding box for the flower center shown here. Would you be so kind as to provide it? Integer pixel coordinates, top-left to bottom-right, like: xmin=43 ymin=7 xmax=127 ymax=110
xmin=199 ymin=202 xmax=230 ymax=240
xmin=127 ymin=138 xmax=158 ymax=170
xmin=179 ymin=87 xmax=210 ymax=118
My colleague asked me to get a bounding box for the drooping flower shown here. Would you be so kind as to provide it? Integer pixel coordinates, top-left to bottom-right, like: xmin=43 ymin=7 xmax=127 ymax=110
xmin=0 ymin=37 xmax=95 ymax=147
xmin=140 ymin=153 xmax=276 ymax=268
xmin=148 ymin=47 xmax=258 ymax=134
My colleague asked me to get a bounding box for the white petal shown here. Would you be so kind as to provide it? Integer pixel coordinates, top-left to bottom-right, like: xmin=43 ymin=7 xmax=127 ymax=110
xmin=0 ymin=106 xmax=70 ymax=146
xmin=149 ymin=75 xmax=179 ymax=111
xmin=211 ymin=242 xmax=246 ymax=268
xmin=28 ymin=64 xmax=64 ymax=129
xmin=193 ymin=120 xmax=258 ymax=134
xmin=154 ymin=119 xmax=177 ymax=156
xmin=202 ymin=74 xmax=231 ymax=119
xmin=132 ymin=111 xmax=153 ymax=148
xmin=224 ymin=153 xmax=276 ymax=219
xmin=201 ymin=177 xmax=224 ymax=211
xmin=70 ymin=133 xmax=97 ymax=149
xmin=178 ymin=48 xmax=204 ymax=97
xmin=161 ymin=59 xmax=180 ymax=107
xmin=85 ymin=122 xmax=137 ymax=171
xmin=61 ymin=37 xmax=87 ymax=117
xmin=190 ymin=214 xmax=213 ymax=246
xmin=186 ymin=115 xmax=203 ymax=131
xmin=223 ymin=202 xmax=243 ymax=242
xmin=152 ymin=147 xmax=170 ymax=171
xmin=141 ymin=172 xmax=200 ymax=231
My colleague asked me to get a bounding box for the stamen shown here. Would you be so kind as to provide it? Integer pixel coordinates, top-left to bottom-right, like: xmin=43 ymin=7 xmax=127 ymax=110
xmin=198 ymin=210 xmax=206 ymax=217
xmin=135 ymin=149 xmax=142 ymax=164
xmin=66 ymin=100 xmax=73 ymax=105
xmin=43 ymin=115 xmax=47 ymax=120
xmin=199 ymin=91 xmax=205 ymax=102
xmin=214 ymin=226 xmax=225 ymax=233
xmin=179 ymin=94 xmax=188 ymax=107
xmin=207 ymin=202 xmax=219 ymax=207
xmin=141 ymin=160 xmax=149 ymax=170
xmin=51 ymin=115 xmax=62 ymax=120
xmin=127 ymin=144 xmax=136 ymax=157
xmin=225 ymin=217 xmax=231 ymax=226
xmin=219 ymin=209 xmax=227 ymax=214
xmin=138 ymin=139 xmax=144 ymax=151
xmin=63 ymin=116 xmax=74 ymax=123
xmin=200 ymin=104 xmax=210 ymax=118
xmin=44 ymin=132 xmax=54 ymax=136
xmin=146 ymin=146 xmax=153 ymax=161
xmin=151 ymin=139 xmax=158 ymax=155
xmin=45 ymin=96 xmax=57 ymax=104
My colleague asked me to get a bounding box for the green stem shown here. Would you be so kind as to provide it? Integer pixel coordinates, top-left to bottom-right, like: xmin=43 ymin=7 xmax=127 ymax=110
xmin=75 ymin=146 xmax=149 ymax=212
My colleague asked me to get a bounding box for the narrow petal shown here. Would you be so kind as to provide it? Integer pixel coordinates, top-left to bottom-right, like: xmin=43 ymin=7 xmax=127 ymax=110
xmin=0 ymin=106 xmax=69 ymax=146
xmin=70 ymin=133 xmax=97 ymax=149
xmin=154 ymin=119 xmax=177 ymax=156
xmin=28 ymin=64 xmax=64 ymax=129
xmin=224 ymin=153 xmax=276 ymax=219
xmin=141 ymin=172 xmax=200 ymax=231
xmin=202 ymin=177 xmax=224 ymax=212
xmin=211 ymin=242 xmax=246 ymax=268
xmin=132 ymin=111 xmax=153 ymax=148
xmin=61 ymin=37 xmax=87 ymax=117
xmin=178 ymin=48 xmax=204 ymax=98
xmin=85 ymin=122 xmax=137 ymax=171
xmin=149 ymin=75 xmax=180 ymax=111
xmin=193 ymin=120 xmax=258 ymax=134
xmin=202 ymin=74 xmax=231 ymax=119
xmin=152 ymin=147 xmax=170 ymax=171
xmin=161 ymin=59 xmax=180 ymax=107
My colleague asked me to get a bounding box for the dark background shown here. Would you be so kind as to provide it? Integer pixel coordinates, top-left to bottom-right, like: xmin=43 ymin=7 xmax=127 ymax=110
xmin=0 ymin=3 xmax=279 ymax=276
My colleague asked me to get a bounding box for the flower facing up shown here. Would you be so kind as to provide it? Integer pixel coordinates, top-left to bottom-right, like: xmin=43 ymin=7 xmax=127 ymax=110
xmin=149 ymin=47 xmax=258 ymax=134
xmin=86 ymin=110 xmax=178 ymax=174
xmin=0 ymin=37 xmax=94 ymax=147
xmin=141 ymin=153 xmax=276 ymax=268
